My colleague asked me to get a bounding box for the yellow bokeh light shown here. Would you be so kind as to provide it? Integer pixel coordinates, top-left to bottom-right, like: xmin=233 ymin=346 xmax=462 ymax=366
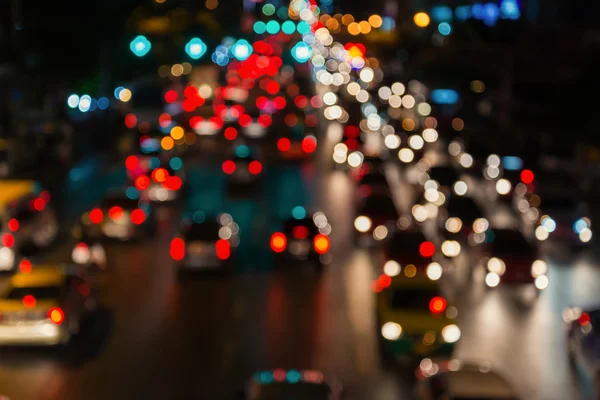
xmin=326 ymin=18 xmax=339 ymax=31
xmin=358 ymin=21 xmax=371 ymax=34
xmin=347 ymin=22 xmax=360 ymax=35
xmin=205 ymin=0 xmax=218 ymax=10
xmin=171 ymin=64 xmax=183 ymax=77
xmin=452 ymin=118 xmax=464 ymax=131
xmin=170 ymin=126 xmax=184 ymax=140
xmin=368 ymin=14 xmax=383 ymax=28
xmin=119 ymin=88 xmax=132 ymax=102
xmin=320 ymin=14 xmax=331 ymax=24
xmin=341 ymin=14 xmax=355 ymax=26
xmin=184 ymin=132 xmax=197 ymax=145
xmin=181 ymin=62 xmax=192 ymax=75
xmin=155 ymin=0 xmax=166 ymax=3
xmin=414 ymin=12 xmax=430 ymax=28
xmin=402 ymin=118 xmax=416 ymax=131
xmin=161 ymin=136 xmax=174 ymax=150
xmin=347 ymin=45 xmax=363 ymax=58
xmin=404 ymin=264 xmax=417 ymax=277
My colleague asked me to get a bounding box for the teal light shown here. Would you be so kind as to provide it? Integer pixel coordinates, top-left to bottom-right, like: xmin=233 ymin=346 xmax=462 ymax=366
xmin=253 ymin=21 xmax=267 ymax=34
xmin=266 ymin=20 xmax=280 ymax=34
xmin=259 ymin=371 xmax=274 ymax=384
xmin=438 ymin=22 xmax=452 ymax=36
xmin=192 ymin=210 xmax=206 ymax=224
xmin=277 ymin=6 xmax=289 ymax=19
xmin=169 ymin=157 xmax=183 ymax=171
xmin=296 ymin=21 xmax=310 ymax=34
xmin=291 ymin=42 xmax=312 ymax=63
xmin=282 ymin=20 xmax=296 ymax=35
xmin=232 ymin=39 xmax=253 ymax=61
xmin=292 ymin=206 xmax=307 ymax=220
xmin=126 ymin=187 xmax=139 ymax=200
xmin=185 ymin=37 xmax=207 ymax=60
xmin=130 ymin=35 xmax=152 ymax=57
xmin=262 ymin=3 xmax=276 ymax=16
xmin=235 ymin=145 xmax=251 ymax=158
xmin=149 ymin=157 xmax=161 ymax=169
xmin=287 ymin=370 xmax=301 ymax=383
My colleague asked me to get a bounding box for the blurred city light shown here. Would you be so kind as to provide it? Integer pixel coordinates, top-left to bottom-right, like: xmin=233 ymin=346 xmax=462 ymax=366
xmin=291 ymin=42 xmax=312 ymax=63
xmin=431 ymin=89 xmax=459 ymax=104
xmin=414 ymin=12 xmax=431 ymax=28
xmin=130 ymin=35 xmax=152 ymax=57
xmin=185 ymin=38 xmax=207 ymax=60
xmin=67 ymin=94 xmax=79 ymax=109
xmin=438 ymin=22 xmax=452 ymax=36
xmin=78 ymin=95 xmax=92 ymax=112
xmin=232 ymin=39 xmax=253 ymax=61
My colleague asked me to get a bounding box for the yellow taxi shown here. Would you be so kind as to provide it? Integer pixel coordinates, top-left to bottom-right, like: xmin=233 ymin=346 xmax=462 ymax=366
xmin=374 ymin=264 xmax=460 ymax=361
xmin=0 ymin=265 xmax=94 ymax=345
xmin=0 ymin=180 xmax=58 ymax=271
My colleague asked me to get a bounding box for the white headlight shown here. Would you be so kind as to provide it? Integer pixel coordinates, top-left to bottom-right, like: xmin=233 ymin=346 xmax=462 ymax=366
xmin=381 ymin=322 xmax=403 ymax=340
xmin=445 ymin=217 xmax=462 ymax=233
xmin=441 ymin=324 xmax=461 ymax=343
xmin=354 ymin=216 xmax=372 ymax=233
xmin=383 ymin=260 xmax=401 ymax=276
xmin=496 ymin=179 xmax=512 ymax=195
xmin=373 ymin=225 xmax=389 ymax=240
xmin=531 ymin=260 xmax=547 ymax=277
xmin=485 ymin=272 xmax=500 ymax=287
xmin=487 ymin=257 xmax=506 ymax=275
xmin=0 ymin=247 xmax=15 ymax=270
xmin=535 ymin=225 xmax=550 ymax=241
xmin=441 ymin=240 xmax=461 ymax=257
xmin=453 ymin=181 xmax=468 ymax=196
xmin=473 ymin=218 xmax=489 ymax=233
xmin=580 ymin=228 xmax=592 ymax=243
xmin=72 ymin=244 xmax=91 ymax=265
xmin=426 ymin=262 xmax=443 ymax=281
xmin=535 ymin=275 xmax=549 ymax=290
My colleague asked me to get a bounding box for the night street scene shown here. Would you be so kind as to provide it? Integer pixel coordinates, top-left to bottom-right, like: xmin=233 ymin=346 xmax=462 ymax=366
xmin=1 ymin=0 xmax=600 ymax=398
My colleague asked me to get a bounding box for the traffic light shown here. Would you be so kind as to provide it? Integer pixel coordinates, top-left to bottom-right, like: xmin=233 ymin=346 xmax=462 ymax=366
xmin=130 ymin=35 xmax=152 ymax=57
xmin=232 ymin=39 xmax=253 ymax=61
xmin=185 ymin=38 xmax=207 ymax=60
xmin=291 ymin=42 xmax=312 ymax=63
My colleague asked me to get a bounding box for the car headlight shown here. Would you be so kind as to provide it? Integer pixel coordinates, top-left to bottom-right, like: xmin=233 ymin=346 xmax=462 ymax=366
xmin=574 ymin=218 xmax=591 ymax=234
xmin=487 ymin=257 xmax=506 ymax=275
xmin=445 ymin=217 xmax=462 ymax=233
xmin=531 ymin=260 xmax=547 ymax=277
xmin=485 ymin=272 xmax=500 ymax=287
xmin=426 ymin=262 xmax=443 ymax=281
xmin=383 ymin=260 xmax=401 ymax=277
xmin=441 ymin=324 xmax=461 ymax=343
xmin=579 ymin=228 xmax=592 ymax=243
xmin=0 ymin=247 xmax=15 ymax=270
xmin=441 ymin=240 xmax=461 ymax=257
xmin=381 ymin=322 xmax=403 ymax=340
xmin=473 ymin=218 xmax=489 ymax=233
xmin=535 ymin=275 xmax=549 ymax=290
xmin=354 ymin=216 xmax=372 ymax=233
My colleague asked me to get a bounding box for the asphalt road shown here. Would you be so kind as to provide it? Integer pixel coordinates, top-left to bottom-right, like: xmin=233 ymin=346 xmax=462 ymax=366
xmin=0 ymin=123 xmax=599 ymax=400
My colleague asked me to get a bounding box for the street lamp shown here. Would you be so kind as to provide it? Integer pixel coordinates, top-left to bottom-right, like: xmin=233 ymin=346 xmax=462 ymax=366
xmin=231 ymin=39 xmax=253 ymax=61
xmin=130 ymin=35 xmax=152 ymax=57
xmin=185 ymin=38 xmax=208 ymax=60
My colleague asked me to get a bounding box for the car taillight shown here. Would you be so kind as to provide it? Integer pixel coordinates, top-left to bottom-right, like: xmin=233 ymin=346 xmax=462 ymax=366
xmin=109 ymin=206 xmax=124 ymax=221
xmin=130 ymin=208 xmax=146 ymax=225
xmin=270 ymin=232 xmax=287 ymax=253
xmin=222 ymin=160 xmax=236 ymax=175
xmin=48 ymin=307 xmax=65 ymax=325
xmin=19 ymin=259 xmax=32 ymax=273
xmin=313 ymin=234 xmax=330 ymax=254
xmin=170 ymin=238 xmax=185 ymax=261
xmin=579 ymin=312 xmax=591 ymax=326
xmin=7 ymin=218 xmax=19 ymax=232
xmin=292 ymin=226 xmax=310 ymax=239
xmin=135 ymin=175 xmax=150 ymax=190
xmin=248 ymin=160 xmax=263 ymax=175
xmin=215 ymin=239 xmax=231 ymax=260
xmin=429 ymin=296 xmax=447 ymax=314
xmin=2 ymin=233 xmax=14 ymax=248
xmin=23 ymin=295 xmax=36 ymax=308
xmin=89 ymin=208 xmax=104 ymax=224
xmin=419 ymin=241 xmax=435 ymax=258
xmin=152 ymin=168 xmax=169 ymax=183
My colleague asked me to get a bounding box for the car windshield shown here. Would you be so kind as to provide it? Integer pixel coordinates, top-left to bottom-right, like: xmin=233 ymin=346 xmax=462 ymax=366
xmin=490 ymin=231 xmax=533 ymax=256
xmin=6 ymin=286 xmax=62 ymax=300
xmin=391 ymin=288 xmax=440 ymax=310
xmin=252 ymin=382 xmax=329 ymax=400
xmin=184 ymin=221 xmax=220 ymax=242
xmin=283 ymin=218 xmax=319 ymax=237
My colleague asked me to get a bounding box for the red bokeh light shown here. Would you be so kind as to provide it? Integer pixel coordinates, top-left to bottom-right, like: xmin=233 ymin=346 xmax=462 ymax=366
xmin=159 ymin=113 xmax=172 ymax=128
xmin=292 ymin=225 xmax=310 ymax=239
xmin=130 ymin=209 xmax=146 ymax=225
xmin=266 ymin=80 xmax=280 ymax=95
xmin=33 ymin=198 xmax=45 ymax=211
xmin=284 ymin=114 xmax=298 ymax=127
xmin=125 ymin=113 xmax=137 ymax=129
xmin=22 ymin=295 xmax=36 ymax=308
xmin=238 ymin=114 xmax=252 ymax=127
xmin=521 ymin=169 xmax=534 ymax=184
xmin=429 ymin=296 xmax=447 ymax=314
xmin=420 ymin=241 xmax=435 ymax=258
xmin=165 ymin=90 xmax=178 ymax=103
xmin=2 ymin=233 xmax=14 ymax=248
xmin=301 ymin=136 xmax=317 ymax=153
xmin=125 ymin=155 xmax=139 ymax=170
xmin=222 ymin=160 xmax=236 ymax=175
xmin=248 ymin=160 xmax=263 ymax=175
xmin=294 ymin=95 xmax=308 ymax=108
xmin=273 ymin=96 xmax=286 ymax=109
xmin=277 ymin=138 xmax=291 ymax=152
xmin=19 ymin=259 xmax=32 ymax=274
xmin=90 ymin=208 xmax=104 ymax=224
xmin=215 ymin=239 xmax=231 ymax=260
xmin=170 ymin=238 xmax=185 ymax=261
xmin=224 ymin=127 xmax=238 ymax=140
xmin=313 ymin=234 xmax=330 ymax=254
xmin=135 ymin=175 xmax=150 ymax=190
xmin=7 ymin=218 xmax=19 ymax=232
xmin=270 ymin=232 xmax=287 ymax=253
xmin=109 ymin=206 xmax=124 ymax=221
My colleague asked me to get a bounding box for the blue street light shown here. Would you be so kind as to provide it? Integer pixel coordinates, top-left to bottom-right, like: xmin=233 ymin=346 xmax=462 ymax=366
xmin=185 ymin=38 xmax=207 ymax=60
xmin=130 ymin=35 xmax=152 ymax=57
xmin=231 ymin=39 xmax=253 ymax=61
xmin=291 ymin=42 xmax=312 ymax=63
xmin=431 ymin=89 xmax=459 ymax=105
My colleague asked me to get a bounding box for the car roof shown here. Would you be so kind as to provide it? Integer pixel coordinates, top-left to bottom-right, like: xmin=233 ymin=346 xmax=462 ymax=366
xmin=10 ymin=266 xmax=65 ymax=288
xmin=446 ymin=369 xmax=516 ymax=398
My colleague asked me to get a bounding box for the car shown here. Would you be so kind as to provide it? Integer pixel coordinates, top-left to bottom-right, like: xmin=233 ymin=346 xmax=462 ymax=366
xmin=0 ymin=180 xmax=59 ymax=271
xmin=0 ymin=264 xmax=97 ymax=346
xmin=375 ymin=268 xmax=460 ymax=361
xmin=357 ymin=171 xmax=391 ymax=197
xmin=564 ymin=307 xmax=600 ymax=398
xmin=424 ymin=166 xmax=460 ymax=192
xmin=134 ymin=163 xmax=185 ymax=203
xmin=238 ymin=369 xmax=343 ymax=399
xmin=534 ymin=195 xmax=592 ymax=245
xmin=270 ymin=210 xmax=331 ymax=268
xmin=170 ymin=212 xmax=239 ymax=271
xmin=276 ymin=132 xmax=316 ymax=161
xmin=354 ymin=194 xmax=399 ymax=243
xmin=382 ymin=229 xmax=441 ymax=279
xmin=75 ymin=192 xmax=155 ymax=241
xmin=415 ymin=359 xmax=521 ymax=399
xmin=349 ymin=154 xmax=386 ymax=181
xmin=439 ymin=195 xmax=488 ymax=243
xmin=223 ymin=144 xmax=264 ymax=189
xmin=479 ymin=229 xmax=548 ymax=291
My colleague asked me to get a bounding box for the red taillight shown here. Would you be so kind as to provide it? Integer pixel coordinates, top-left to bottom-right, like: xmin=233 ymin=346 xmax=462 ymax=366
xmin=125 ymin=155 xmax=139 ymax=170
xmin=359 ymin=184 xmax=372 ymax=197
xmin=109 ymin=206 xmax=124 ymax=221
xmin=313 ymin=234 xmax=330 ymax=254
xmin=152 ymin=168 xmax=168 ymax=183
xmin=292 ymin=225 xmax=310 ymax=239
xmin=22 ymin=295 xmax=36 ymax=308
xmin=2 ymin=233 xmax=14 ymax=248
xmin=7 ymin=218 xmax=19 ymax=232
xmin=131 ymin=208 xmax=146 ymax=225
xmin=163 ymin=176 xmax=183 ymax=191
xmin=222 ymin=160 xmax=236 ymax=175
xmin=579 ymin=312 xmax=591 ymax=326
xmin=19 ymin=259 xmax=32 ymax=274
xmin=32 ymin=197 xmax=45 ymax=211
xmin=373 ymin=273 xmax=392 ymax=292
xmin=216 ymin=239 xmax=231 ymax=260
xmin=224 ymin=127 xmax=238 ymax=140
xmin=429 ymin=296 xmax=447 ymax=314
xmin=420 ymin=241 xmax=435 ymax=258
xmin=270 ymin=232 xmax=287 ymax=253
xmin=248 ymin=160 xmax=263 ymax=175
xmin=170 ymin=238 xmax=185 ymax=261
xmin=135 ymin=175 xmax=150 ymax=190
xmin=125 ymin=113 xmax=137 ymax=128
xmin=48 ymin=307 xmax=65 ymax=325
xmin=89 ymin=208 xmax=104 ymax=224
xmin=277 ymin=138 xmax=291 ymax=152
xmin=520 ymin=169 xmax=534 ymax=184
xmin=301 ymin=136 xmax=317 ymax=153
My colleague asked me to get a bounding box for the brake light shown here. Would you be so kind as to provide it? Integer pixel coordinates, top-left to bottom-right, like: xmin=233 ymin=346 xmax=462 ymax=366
xmin=429 ymin=296 xmax=447 ymax=314
xmin=215 ymin=239 xmax=231 ymax=260
xmin=222 ymin=160 xmax=236 ymax=175
xmin=135 ymin=175 xmax=150 ymax=190
xmin=2 ymin=233 xmax=14 ymax=248
xmin=131 ymin=209 xmax=146 ymax=225
xmin=520 ymin=169 xmax=534 ymax=184
xmin=248 ymin=160 xmax=263 ymax=175
xmin=419 ymin=241 xmax=435 ymax=258
xmin=32 ymin=197 xmax=45 ymax=211
xmin=40 ymin=191 xmax=51 ymax=202
xmin=163 ymin=176 xmax=183 ymax=191
xmin=109 ymin=206 xmax=124 ymax=221
xmin=19 ymin=259 xmax=32 ymax=274
xmin=90 ymin=208 xmax=104 ymax=224
xmin=7 ymin=218 xmax=19 ymax=232
xmin=292 ymin=226 xmax=310 ymax=239
xmin=48 ymin=307 xmax=65 ymax=325
xmin=579 ymin=312 xmax=591 ymax=326
xmin=152 ymin=168 xmax=168 ymax=183
xmin=170 ymin=238 xmax=185 ymax=261
xmin=125 ymin=155 xmax=139 ymax=170
xmin=301 ymin=136 xmax=317 ymax=153
xmin=23 ymin=295 xmax=36 ymax=308
xmin=224 ymin=127 xmax=238 ymax=141
xmin=313 ymin=234 xmax=330 ymax=254
xmin=270 ymin=232 xmax=287 ymax=253
xmin=277 ymin=138 xmax=291 ymax=152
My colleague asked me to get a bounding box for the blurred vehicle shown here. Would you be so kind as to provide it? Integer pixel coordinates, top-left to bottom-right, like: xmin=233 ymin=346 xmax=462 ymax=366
xmin=357 ymin=171 xmax=391 ymax=197
xmin=415 ymin=359 xmax=521 ymax=399
xmin=534 ymin=195 xmax=592 ymax=246
xmin=0 ymin=180 xmax=58 ymax=271
xmin=0 ymin=139 xmax=14 ymax=178
xmin=350 ymin=154 xmax=386 ymax=181
xmin=136 ymin=163 xmax=185 ymax=203
xmin=70 ymin=240 xmax=107 ymax=271
xmin=171 ymin=212 xmax=238 ymax=272
xmin=223 ymin=144 xmax=263 ymax=189
xmin=277 ymin=132 xmax=316 ymax=161
xmin=479 ymin=229 xmax=548 ymax=291
xmin=270 ymin=210 xmax=331 ymax=269
xmin=439 ymin=195 xmax=488 ymax=244
xmin=75 ymin=192 xmax=155 ymax=242
xmin=424 ymin=166 xmax=460 ymax=192
xmin=354 ymin=194 xmax=399 ymax=243
xmin=382 ymin=229 xmax=440 ymax=278
xmin=238 ymin=369 xmax=342 ymax=399
xmin=375 ymin=268 xmax=459 ymax=360
xmin=564 ymin=307 xmax=600 ymax=397
xmin=0 ymin=265 xmax=96 ymax=346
